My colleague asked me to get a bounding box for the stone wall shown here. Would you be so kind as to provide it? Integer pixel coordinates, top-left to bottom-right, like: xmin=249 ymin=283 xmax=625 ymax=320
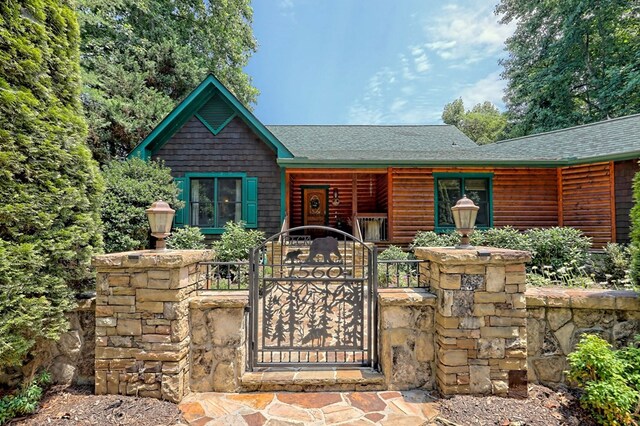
xmin=0 ymin=298 xmax=96 ymax=388
xmin=378 ymin=289 xmax=435 ymax=390
xmin=526 ymin=287 xmax=640 ymax=387
xmin=189 ymin=293 xmax=248 ymax=392
xmin=92 ymin=250 xmax=212 ymax=402
xmin=415 ymin=247 xmax=531 ymax=397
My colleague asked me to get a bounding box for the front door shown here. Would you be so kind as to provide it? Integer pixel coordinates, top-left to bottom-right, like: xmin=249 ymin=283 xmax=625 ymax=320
xmin=302 ymin=186 xmax=328 ymax=238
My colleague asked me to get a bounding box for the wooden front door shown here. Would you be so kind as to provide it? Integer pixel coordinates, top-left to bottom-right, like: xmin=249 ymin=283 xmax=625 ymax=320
xmin=302 ymin=186 xmax=328 ymax=237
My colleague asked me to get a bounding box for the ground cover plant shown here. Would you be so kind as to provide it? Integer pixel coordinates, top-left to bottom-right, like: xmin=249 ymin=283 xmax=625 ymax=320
xmin=0 ymin=372 xmax=51 ymax=425
xmin=568 ymin=334 xmax=640 ymax=425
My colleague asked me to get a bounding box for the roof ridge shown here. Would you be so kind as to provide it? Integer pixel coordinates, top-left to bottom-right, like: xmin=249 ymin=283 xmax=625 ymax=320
xmin=266 ymin=124 xmax=454 ymax=127
xmin=492 ymin=113 xmax=640 ymax=146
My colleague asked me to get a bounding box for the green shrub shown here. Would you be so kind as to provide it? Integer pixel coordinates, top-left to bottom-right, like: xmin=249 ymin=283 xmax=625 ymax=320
xmin=630 ymin=168 xmax=640 ymax=284
xmin=410 ymin=231 xmax=459 ymax=250
xmin=0 ymin=1 xmax=103 ymax=368
xmin=472 ymin=226 xmax=532 ymax=252
xmin=101 ymin=158 xmax=183 ymax=253
xmin=526 ymin=227 xmax=591 ymax=270
xmin=567 ymin=334 xmax=639 ymax=425
xmin=0 ymin=371 xmax=51 ymax=425
xmin=166 ymin=226 xmax=206 ymax=250
xmin=213 ymin=221 xmax=265 ymax=261
xmin=378 ymin=245 xmax=409 ymax=261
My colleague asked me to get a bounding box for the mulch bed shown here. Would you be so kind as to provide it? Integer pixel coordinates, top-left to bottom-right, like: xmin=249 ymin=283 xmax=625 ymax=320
xmin=437 ymin=385 xmax=597 ymax=426
xmin=10 ymin=384 xmax=596 ymax=426
xmin=11 ymin=386 xmax=185 ymax=426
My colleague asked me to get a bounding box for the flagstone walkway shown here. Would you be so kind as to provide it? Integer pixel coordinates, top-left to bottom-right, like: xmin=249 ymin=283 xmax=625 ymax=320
xmin=179 ymin=390 xmax=440 ymax=425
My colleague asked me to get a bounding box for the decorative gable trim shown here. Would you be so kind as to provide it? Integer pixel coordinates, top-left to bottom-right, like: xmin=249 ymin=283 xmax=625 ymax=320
xmin=128 ymin=74 xmax=293 ymax=160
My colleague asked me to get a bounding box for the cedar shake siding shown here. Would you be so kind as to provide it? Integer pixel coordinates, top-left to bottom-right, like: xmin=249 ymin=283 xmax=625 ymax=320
xmin=615 ymin=159 xmax=639 ymax=243
xmin=153 ymin=116 xmax=282 ymax=236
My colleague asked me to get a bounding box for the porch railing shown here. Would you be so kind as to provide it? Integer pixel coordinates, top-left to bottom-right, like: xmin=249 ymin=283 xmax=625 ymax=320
xmin=377 ymin=259 xmax=429 ymax=288
xmin=198 ymin=261 xmax=250 ymax=290
xmin=357 ymin=213 xmax=388 ymax=242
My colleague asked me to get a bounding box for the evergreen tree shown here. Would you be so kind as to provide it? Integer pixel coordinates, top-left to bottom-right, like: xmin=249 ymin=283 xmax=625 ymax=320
xmin=0 ymin=0 xmax=103 ymax=367
xmin=498 ymin=0 xmax=640 ymax=138
xmin=78 ymin=0 xmax=259 ymax=163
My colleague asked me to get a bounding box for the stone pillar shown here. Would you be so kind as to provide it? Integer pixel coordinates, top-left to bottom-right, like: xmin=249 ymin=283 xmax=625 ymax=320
xmin=415 ymin=247 xmax=530 ymax=397
xmin=92 ymin=250 xmax=212 ymax=402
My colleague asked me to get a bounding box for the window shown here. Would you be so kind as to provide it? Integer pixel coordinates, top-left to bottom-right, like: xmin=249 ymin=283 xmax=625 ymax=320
xmin=434 ymin=174 xmax=492 ymax=231
xmin=191 ymin=178 xmax=242 ymax=228
xmin=173 ymin=173 xmax=257 ymax=233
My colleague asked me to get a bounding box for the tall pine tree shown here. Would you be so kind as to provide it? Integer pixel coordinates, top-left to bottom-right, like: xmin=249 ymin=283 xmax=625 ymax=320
xmin=498 ymin=0 xmax=640 ymax=138
xmin=78 ymin=0 xmax=259 ymax=163
xmin=0 ymin=0 xmax=103 ymax=368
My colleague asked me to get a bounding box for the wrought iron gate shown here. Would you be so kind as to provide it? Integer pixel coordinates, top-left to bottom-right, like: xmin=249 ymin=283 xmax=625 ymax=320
xmin=248 ymin=226 xmax=377 ymax=369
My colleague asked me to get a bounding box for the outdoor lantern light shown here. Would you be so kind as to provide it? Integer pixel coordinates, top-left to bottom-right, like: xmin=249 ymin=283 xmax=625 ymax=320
xmin=145 ymin=200 xmax=175 ymax=250
xmin=451 ymin=194 xmax=479 ymax=249
xmin=332 ymin=187 xmax=340 ymax=206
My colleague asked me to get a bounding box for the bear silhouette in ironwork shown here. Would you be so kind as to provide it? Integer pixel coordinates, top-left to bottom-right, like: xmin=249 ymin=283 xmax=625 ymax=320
xmin=284 ymin=249 xmax=303 ymax=264
xmin=305 ymin=236 xmax=343 ymax=264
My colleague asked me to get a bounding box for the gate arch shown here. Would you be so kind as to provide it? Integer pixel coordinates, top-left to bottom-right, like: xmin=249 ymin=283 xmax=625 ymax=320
xmin=248 ymin=226 xmax=377 ymax=370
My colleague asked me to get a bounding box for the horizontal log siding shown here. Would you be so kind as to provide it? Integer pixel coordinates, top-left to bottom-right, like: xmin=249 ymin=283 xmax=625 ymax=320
xmin=289 ymin=174 xmax=382 ymax=229
xmin=375 ymin=174 xmax=388 ymax=213
xmin=560 ymin=163 xmax=613 ymax=247
xmin=614 ymin=160 xmax=639 ymax=243
xmin=153 ymin=116 xmax=281 ymax=236
xmin=290 ymin=176 xmax=352 ymax=228
xmin=492 ymin=168 xmax=558 ymax=229
xmin=390 ymin=168 xmax=434 ymax=242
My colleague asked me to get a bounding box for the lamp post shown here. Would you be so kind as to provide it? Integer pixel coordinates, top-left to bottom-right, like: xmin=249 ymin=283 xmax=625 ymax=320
xmin=451 ymin=195 xmax=479 ymax=249
xmin=145 ymin=200 xmax=175 ymax=250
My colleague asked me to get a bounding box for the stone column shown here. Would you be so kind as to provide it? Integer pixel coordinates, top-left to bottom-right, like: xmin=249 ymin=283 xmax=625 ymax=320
xmin=415 ymin=247 xmax=530 ymax=397
xmin=92 ymin=250 xmax=212 ymax=402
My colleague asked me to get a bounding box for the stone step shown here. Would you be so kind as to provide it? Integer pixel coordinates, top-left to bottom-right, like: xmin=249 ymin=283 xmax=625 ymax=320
xmin=240 ymin=368 xmax=385 ymax=392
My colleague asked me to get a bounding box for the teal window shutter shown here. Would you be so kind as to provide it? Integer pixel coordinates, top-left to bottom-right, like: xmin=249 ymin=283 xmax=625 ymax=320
xmin=174 ymin=177 xmax=187 ymax=227
xmin=244 ymin=177 xmax=258 ymax=228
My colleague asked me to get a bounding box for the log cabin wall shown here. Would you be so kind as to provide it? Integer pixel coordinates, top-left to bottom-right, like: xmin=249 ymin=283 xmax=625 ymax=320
xmin=560 ymin=162 xmax=615 ymax=247
xmin=288 ymin=173 xmax=384 ymax=229
xmin=375 ymin=174 xmax=388 ymax=213
xmin=492 ymin=168 xmax=558 ymax=229
xmin=614 ymin=159 xmax=639 ymax=243
xmin=390 ymin=168 xmax=435 ymax=242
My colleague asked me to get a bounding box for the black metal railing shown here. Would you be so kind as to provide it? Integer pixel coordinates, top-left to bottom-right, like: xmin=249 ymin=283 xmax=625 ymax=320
xmin=198 ymin=261 xmax=250 ymax=290
xmin=376 ymin=259 xmax=429 ymax=288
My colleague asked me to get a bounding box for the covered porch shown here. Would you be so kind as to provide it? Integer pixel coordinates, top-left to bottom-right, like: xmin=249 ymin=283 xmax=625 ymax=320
xmin=284 ymin=169 xmax=391 ymax=242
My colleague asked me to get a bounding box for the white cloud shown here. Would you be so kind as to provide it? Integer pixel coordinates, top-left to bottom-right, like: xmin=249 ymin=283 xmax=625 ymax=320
xmin=279 ymin=0 xmax=295 ymax=18
xmin=423 ymin=3 xmax=515 ymax=66
xmin=459 ymin=71 xmax=506 ymax=108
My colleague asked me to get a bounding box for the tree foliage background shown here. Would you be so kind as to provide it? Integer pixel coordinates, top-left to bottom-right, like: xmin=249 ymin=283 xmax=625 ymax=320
xmin=0 ymin=0 xmax=103 ymax=368
xmin=498 ymin=0 xmax=640 ymax=138
xmin=78 ymin=0 xmax=258 ymax=163
xmin=442 ymin=98 xmax=507 ymax=144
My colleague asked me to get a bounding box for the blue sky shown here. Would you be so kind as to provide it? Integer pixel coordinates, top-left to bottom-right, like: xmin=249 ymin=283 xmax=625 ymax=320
xmin=244 ymin=0 xmax=515 ymax=125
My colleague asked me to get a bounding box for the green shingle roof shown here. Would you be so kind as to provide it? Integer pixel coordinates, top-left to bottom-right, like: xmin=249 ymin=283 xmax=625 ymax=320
xmin=270 ymin=114 xmax=640 ymax=166
xmin=266 ymin=125 xmax=478 ymax=159
xmin=478 ymin=113 xmax=640 ymax=162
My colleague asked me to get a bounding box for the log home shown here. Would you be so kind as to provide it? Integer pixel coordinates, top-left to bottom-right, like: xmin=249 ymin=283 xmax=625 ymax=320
xmin=130 ymin=75 xmax=640 ymax=246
